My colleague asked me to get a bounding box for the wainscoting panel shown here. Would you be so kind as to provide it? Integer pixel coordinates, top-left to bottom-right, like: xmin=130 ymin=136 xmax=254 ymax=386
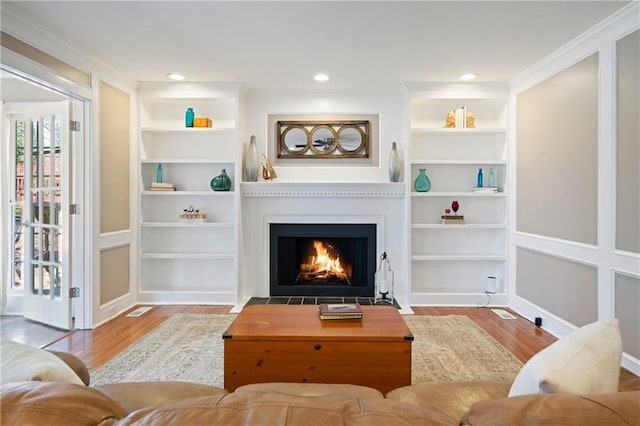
xmin=616 ymin=29 xmax=640 ymax=254
xmin=515 ymin=54 xmax=598 ymax=245
xmin=516 ymin=247 xmax=597 ymax=326
xmin=100 ymin=244 xmax=130 ymax=305
xmin=615 ymin=272 xmax=640 ymax=360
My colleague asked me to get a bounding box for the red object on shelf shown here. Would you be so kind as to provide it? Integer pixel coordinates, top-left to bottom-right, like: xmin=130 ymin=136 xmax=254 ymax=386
xmin=451 ymin=201 xmax=460 ymax=213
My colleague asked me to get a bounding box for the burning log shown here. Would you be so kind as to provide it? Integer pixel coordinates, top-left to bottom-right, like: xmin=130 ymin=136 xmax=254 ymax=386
xmin=295 ymin=271 xmax=352 ymax=285
xmin=295 ymin=240 xmax=352 ymax=285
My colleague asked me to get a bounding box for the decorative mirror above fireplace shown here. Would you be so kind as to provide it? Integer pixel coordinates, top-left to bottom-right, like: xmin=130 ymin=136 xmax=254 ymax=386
xmin=277 ymin=120 xmax=370 ymax=159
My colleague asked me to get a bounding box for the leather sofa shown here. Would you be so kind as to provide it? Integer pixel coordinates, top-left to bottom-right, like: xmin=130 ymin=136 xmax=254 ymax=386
xmin=1 ymin=350 xmax=639 ymax=425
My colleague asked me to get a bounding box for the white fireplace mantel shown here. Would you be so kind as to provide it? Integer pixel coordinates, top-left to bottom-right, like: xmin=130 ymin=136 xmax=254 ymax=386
xmin=239 ymin=181 xmax=408 ymax=306
xmin=240 ymin=182 xmax=406 ymax=198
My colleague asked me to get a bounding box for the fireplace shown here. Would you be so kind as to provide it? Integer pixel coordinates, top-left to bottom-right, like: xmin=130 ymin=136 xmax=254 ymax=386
xmin=270 ymin=223 xmax=376 ymax=297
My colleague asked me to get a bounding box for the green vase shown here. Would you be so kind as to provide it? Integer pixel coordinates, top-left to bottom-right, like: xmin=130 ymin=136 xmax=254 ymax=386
xmin=413 ymin=168 xmax=431 ymax=192
xmin=210 ymin=169 xmax=232 ymax=191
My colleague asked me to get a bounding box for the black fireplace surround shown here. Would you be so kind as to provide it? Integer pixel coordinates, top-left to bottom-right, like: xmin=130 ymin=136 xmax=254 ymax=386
xmin=269 ymin=223 xmax=376 ymax=297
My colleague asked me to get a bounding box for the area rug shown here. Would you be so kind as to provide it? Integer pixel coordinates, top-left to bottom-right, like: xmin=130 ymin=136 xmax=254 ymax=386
xmin=90 ymin=313 xmax=522 ymax=387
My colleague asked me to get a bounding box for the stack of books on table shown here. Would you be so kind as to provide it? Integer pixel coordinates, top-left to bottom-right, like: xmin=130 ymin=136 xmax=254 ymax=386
xmin=318 ymin=303 xmax=364 ymax=320
xmin=150 ymin=182 xmax=176 ymax=191
xmin=472 ymin=187 xmax=499 ymax=193
xmin=441 ymin=215 xmax=465 ymax=225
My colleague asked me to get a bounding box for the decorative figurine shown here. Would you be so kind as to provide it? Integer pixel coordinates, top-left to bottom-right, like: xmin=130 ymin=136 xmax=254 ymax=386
xmin=445 ymin=110 xmax=456 ymax=128
xmin=261 ymin=154 xmax=278 ymax=181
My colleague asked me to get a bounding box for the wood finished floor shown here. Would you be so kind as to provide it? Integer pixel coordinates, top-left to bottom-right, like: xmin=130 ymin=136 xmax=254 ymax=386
xmin=42 ymin=305 xmax=557 ymax=373
xmin=0 ymin=315 xmax=72 ymax=349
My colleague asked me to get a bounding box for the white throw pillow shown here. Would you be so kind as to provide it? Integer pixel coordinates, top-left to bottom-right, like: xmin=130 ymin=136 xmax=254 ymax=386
xmin=1 ymin=339 xmax=84 ymax=385
xmin=508 ymin=319 xmax=622 ymax=397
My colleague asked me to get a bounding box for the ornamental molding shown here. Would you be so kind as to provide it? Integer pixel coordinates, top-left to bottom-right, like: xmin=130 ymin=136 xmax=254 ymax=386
xmin=241 ymin=183 xmax=405 ymax=198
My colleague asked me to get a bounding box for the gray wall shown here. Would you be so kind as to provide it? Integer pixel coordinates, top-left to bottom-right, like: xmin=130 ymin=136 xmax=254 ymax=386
xmin=615 ymin=273 xmax=640 ymax=359
xmin=516 ymin=54 xmax=599 ymax=245
xmin=616 ymin=30 xmax=640 ymax=254
xmin=516 ymin=248 xmax=598 ymax=326
xmin=512 ymin=17 xmax=639 ymax=376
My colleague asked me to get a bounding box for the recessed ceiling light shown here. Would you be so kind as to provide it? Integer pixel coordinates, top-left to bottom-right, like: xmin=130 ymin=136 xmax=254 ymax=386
xmin=459 ymin=73 xmax=478 ymax=81
xmin=314 ymin=73 xmax=330 ymax=82
xmin=167 ymin=73 xmax=186 ymax=81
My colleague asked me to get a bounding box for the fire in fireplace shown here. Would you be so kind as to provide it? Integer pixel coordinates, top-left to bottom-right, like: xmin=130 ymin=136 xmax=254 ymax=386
xmin=297 ymin=240 xmax=351 ymax=285
xmin=270 ymin=223 xmax=376 ymax=297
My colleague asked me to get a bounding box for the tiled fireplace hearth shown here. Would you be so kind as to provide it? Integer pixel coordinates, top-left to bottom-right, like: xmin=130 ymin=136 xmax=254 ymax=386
xmin=240 ymin=182 xmax=406 ymax=304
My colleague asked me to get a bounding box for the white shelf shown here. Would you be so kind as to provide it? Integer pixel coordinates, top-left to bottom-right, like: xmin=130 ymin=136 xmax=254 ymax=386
xmin=141 ymin=253 xmax=235 ymax=260
xmin=141 ymin=191 xmax=235 ymax=196
xmin=411 ymin=223 xmax=505 ymax=229
xmin=411 ymin=255 xmax=507 ymax=261
xmin=138 ymin=84 xmax=240 ymax=304
xmin=139 ymin=287 xmax=235 ymax=294
xmin=141 ymin=222 xmax=235 ymax=228
xmin=141 ymin=127 xmax=234 ymax=133
xmin=141 ymin=158 xmax=235 ymax=164
xmin=410 ymin=127 xmax=506 ymax=134
xmin=412 ymin=290 xmax=507 ymax=296
xmin=411 ymin=192 xmax=505 ymax=197
xmin=408 ymin=86 xmax=509 ymax=301
xmin=410 ymin=160 xmax=507 ymax=165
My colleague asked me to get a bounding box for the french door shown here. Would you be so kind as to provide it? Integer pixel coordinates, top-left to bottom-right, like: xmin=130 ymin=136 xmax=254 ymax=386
xmin=8 ymin=100 xmax=79 ymax=329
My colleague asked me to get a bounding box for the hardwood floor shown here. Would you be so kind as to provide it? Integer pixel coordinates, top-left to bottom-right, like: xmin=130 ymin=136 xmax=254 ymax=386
xmin=44 ymin=305 xmax=231 ymax=372
xmin=0 ymin=315 xmax=73 ymax=349
xmin=410 ymin=307 xmax=557 ymax=363
xmin=43 ymin=305 xmax=556 ymax=373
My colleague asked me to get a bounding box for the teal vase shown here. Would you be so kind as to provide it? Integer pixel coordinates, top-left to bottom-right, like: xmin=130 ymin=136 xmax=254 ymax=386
xmin=210 ymin=169 xmax=231 ymax=191
xmin=413 ymin=168 xmax=431 ymax=192
xmin=185 ymin=107 xmax=194 ymax=127
xmin=156 ymin=164 xmax=163 ymax=183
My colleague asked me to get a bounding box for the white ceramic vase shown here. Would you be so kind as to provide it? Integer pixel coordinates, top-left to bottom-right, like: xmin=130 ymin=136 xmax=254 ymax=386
xmin=389 ymin=141 xmax=401 ymax=182
xmin=245 ymin=135 xmax=259 ymax=182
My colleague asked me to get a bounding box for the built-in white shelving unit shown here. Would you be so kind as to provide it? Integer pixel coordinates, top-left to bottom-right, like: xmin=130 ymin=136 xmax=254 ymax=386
xmin=406 ymin=84 xmax=509 ymax=305
xmin=137 ymin=83 xmax=242 ymax=304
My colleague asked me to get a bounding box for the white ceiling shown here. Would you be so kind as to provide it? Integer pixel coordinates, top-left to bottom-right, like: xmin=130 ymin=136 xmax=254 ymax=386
xmin=2 ymin=1 xmax=631 ymax=89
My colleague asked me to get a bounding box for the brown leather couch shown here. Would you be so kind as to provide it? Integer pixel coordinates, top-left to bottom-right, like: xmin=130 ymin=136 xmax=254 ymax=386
xmin=1 ymin=351 xmax=638 ymax=425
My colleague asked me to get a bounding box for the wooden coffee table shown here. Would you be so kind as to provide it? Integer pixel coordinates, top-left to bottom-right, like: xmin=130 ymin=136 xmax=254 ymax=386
xmin=223 ymin=304 xmax=412 ymax=393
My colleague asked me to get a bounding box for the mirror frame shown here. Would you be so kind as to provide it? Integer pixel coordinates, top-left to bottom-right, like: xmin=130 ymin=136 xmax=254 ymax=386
xmin=277 ymin=120 xmax=369 ymax=159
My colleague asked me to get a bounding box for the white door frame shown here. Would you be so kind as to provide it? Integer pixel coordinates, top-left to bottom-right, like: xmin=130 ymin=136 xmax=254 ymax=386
xmin=1 ymin=62 xmax=92 ymax=329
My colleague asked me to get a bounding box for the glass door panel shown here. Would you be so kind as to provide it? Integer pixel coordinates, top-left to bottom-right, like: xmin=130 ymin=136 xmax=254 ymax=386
xmin=13 ymin=101 xmax=72 ymax=329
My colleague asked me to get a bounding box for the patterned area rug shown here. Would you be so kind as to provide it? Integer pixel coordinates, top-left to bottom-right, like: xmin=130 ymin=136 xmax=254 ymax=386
xmin=403 ymin=315 xmax=522 ymax=383
xmin=90 ymin=313 xmax=522 ymax=387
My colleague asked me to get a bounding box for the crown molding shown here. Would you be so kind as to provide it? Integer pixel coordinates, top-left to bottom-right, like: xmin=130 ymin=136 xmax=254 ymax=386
xmin=509 ymin=1 xmax=639 ymax=93
xmin=1 ymin=3 xmax=136 ymax=90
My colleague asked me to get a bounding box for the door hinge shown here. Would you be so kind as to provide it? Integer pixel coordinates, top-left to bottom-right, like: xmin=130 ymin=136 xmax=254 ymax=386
xmin=70 ymin=287 xmax=80 ymax=298
xmin=70 ymin=120 xmax=81 ymax=132
xmin=69 ymin=204 xmax=79 ymax=215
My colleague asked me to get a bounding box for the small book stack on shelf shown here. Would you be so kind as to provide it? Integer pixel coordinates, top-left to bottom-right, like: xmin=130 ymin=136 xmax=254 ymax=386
xmin=472 ymin=187 xmax=498 ymax=193
xmin=194 ymin=117 xmax=212 ymax=127
xmin=150 ymin=182 xmax=176 ymax=191
xmin=441 ymin=215 xmax=465 ymax=225
xmin=318 ymin=303 xmax=364 ymax=320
